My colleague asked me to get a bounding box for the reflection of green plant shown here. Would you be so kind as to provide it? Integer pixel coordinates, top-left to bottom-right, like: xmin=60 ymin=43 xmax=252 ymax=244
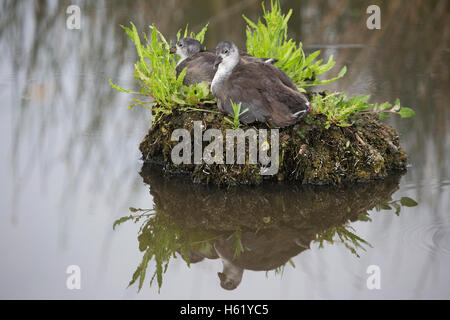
xmin=311 ymin=93 xmax=416 ymax=129
xmin=315 ymin=225 xmax=372 ymax=258
xmin=114 ymin=208 xmax=218 ymax=292
xmin=224 ymin=100 xmax=248 ymax=130
xmin=265 ymin=259 xmax=295 ymax=278
xmin=114 ymin=191 xmax=418 ymax=292
xmin=315 ymin=195 xmax=418 ymax=257
xmin=112 ymin=208 xmax=155 ymax=230
xmin=375 ymin=196 xmax=418 ymax=216
xmin=231 ymin=229 xmax=247 ymax=258
xmin=244 ymin=0 xmax=346 ymax=90
xmin=109 ymin=23 xmax=215 ymax=123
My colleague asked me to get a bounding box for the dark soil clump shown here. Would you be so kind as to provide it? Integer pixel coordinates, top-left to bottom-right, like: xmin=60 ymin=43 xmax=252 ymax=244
xmin=139 ymin=104 xmax=407 ymax=186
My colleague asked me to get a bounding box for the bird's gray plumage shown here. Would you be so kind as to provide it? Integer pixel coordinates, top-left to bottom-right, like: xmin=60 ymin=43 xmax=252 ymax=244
xmin=171 ymin=37 xmax=278 ymax=86
xmin=211 ymin=41 xmax=310 ymax=128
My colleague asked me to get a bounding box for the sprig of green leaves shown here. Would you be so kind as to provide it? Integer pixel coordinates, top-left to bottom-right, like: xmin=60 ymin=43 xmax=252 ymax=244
xmin=243 ymin=0 xmax=347 ymax=91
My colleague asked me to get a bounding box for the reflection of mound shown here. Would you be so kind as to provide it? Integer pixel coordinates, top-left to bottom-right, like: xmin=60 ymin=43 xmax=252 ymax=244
xmin=140 ymin=164 xmax=403 ymax=272
xmin=141 ymin=163 xmax=403 ymax=234
xmin=129 ymin=165 xmax=406 ymax=291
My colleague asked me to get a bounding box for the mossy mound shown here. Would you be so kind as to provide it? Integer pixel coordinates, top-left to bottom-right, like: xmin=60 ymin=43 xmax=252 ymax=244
xmin=139 ymin=103 xmax=407 ymax=186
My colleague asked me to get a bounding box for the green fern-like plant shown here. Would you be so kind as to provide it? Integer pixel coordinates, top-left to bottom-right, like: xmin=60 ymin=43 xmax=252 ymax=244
xmin=224 ymin=100 xmax=248 ymax=130
xmin=311 ymin=92 xmax=416 ymax=129
xmin=109 ymin=23 xmax=215 ymax=123
xmin=176 ymin=23 xmax=209 ymax=45
xmin=243 ymin=0 xmax=347 ymax=91
xmin=110 ymin=1 xmax=415 ymax=129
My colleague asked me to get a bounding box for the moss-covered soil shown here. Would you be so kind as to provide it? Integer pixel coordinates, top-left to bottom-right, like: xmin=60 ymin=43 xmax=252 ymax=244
xmin=139 ymin=101 xmax=407 ymax=186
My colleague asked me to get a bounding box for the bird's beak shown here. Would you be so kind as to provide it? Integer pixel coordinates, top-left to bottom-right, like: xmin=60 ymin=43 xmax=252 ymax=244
xmin=170 ymin=46 xmax=176 ymax=54
xmin=214 ymin=56 xmax=223 ymax=69
xmin=217 ymin=272 xmax=226 ymax=281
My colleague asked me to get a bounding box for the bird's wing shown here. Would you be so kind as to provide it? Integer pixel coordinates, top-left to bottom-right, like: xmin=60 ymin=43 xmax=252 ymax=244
xmin=224 ymin=63 xmax=309 ymax=127
xmin=176 ymin=52 xmax=216 ymax=85
xmin=220 ymin=68 xmax=272 ymax=124
xmin=260 ymin=63 xmax=298 ymax=90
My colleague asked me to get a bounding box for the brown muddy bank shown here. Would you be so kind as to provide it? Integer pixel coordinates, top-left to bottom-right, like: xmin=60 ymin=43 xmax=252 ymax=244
xmin=139 ymin=103 xmax=407 ymax=186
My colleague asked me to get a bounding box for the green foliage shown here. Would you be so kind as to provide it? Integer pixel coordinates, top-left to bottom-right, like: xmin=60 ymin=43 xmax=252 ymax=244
xmin=109 ymin=23 xmax=214 ymax=123
xmin=311 ymin=93 xmax=416 ymax=129
xmin=111 ymin=1 xmax=414 ymax=130
xmin=177 ymin=23 xmax=209 ymax=45
xmin=224 ymin=100 xmax=248 ymax=129
xmin=243 ymin=0 xmax=347 ymax=90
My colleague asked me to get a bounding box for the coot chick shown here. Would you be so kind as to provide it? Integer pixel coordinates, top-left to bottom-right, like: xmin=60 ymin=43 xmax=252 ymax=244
xmin=211 ymin=41 xmax=309 ymax=128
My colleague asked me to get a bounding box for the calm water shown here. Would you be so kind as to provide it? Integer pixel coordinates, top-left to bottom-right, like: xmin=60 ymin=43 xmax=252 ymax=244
xmin=0 ymin=0 xmax=449 ymax=299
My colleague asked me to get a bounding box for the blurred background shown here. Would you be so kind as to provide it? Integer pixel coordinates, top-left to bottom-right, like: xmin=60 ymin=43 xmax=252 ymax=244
xmin=0 ymin=0 xmax=448 ymax=299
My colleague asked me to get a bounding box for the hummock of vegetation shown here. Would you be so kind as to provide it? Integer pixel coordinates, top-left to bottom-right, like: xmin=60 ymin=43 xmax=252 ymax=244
xmin=113 ymin=167 xmax=417 ymax=292
xmin=140 ymin=105 xmax=407 ymax=186
xmin=111 ymin=0 xmax=414 ymax=186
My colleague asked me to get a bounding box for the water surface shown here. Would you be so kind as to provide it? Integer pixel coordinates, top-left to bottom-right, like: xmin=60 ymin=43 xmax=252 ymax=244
xmin=0 ymin=0 xmax=449 ymax=299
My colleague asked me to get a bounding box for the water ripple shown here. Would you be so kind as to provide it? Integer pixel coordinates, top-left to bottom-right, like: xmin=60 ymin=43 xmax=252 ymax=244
xmin=402 ymin=179 xmax=450 ymax=191
xmin=402 ymin=222 xmax=450 ymax=257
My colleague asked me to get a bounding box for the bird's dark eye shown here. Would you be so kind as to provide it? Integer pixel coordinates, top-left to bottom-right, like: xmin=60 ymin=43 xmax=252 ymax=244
xmin=224 ymin=49 xmax=229 ymax=54
xmin=177 ymin=42 xmax=182 ymax=47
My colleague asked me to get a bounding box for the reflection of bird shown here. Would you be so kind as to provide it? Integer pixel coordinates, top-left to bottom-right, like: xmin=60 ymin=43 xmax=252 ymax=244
xmin=214 ymin=243 xmax=244 ymax=291
xmin=211 ymin=41 xmax=310 ymax=128
xmin=170 ymin=37 xmax=277 ymax=85
xmin=177 ymin=248 xmax=219 ymax=264
xmin=213 ymin=229 xmax=312 ymax=290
